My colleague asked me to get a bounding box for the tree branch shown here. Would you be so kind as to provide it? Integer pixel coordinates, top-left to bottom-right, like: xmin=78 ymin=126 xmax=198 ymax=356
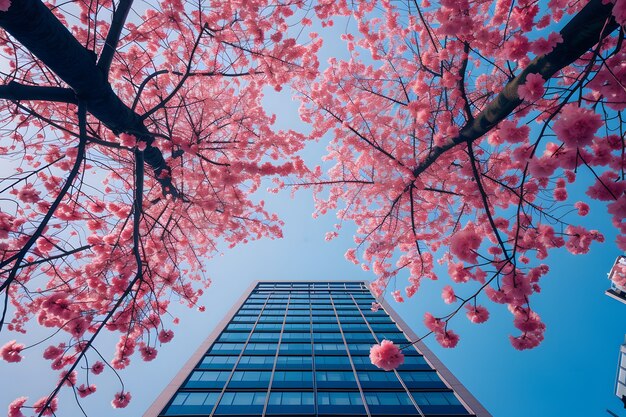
xmin=97 ymin=0 xmax=134 ymax=75
xmin=0 ymin=0 xmax=178 ymax=196
xmin=412 ymin=0 xmax=618 ymax=178
xmin=0 ymin=81 xmax=76 ymax=103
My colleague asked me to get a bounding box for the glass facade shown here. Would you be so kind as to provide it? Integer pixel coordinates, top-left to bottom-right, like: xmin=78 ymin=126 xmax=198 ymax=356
xmin=151 ymin=281 xmax=484 ymax=417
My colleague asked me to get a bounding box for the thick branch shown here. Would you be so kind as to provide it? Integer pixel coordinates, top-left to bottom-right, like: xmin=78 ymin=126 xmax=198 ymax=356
xmin=0 ymin=81 xmax=76 ymax=103
xmin=0 ymin=0 xmax=177 ymax=196
xmin=97 ymin=0 xmax=134 ymax=75
xmin=412 ymin=0 xmax=618 ymax=177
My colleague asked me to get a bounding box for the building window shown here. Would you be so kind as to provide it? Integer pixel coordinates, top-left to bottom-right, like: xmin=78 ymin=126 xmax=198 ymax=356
xmin=364 ymin=391 xmax=415 ymax=406
xmin=284 ymin=323 xmax=311 ymax=331
xmin=279 ymin=343 xmax=311 ymax=352
xmin=249 ymin=332 xmax=279 ymax=342
xmin=273 ymin=370 xmax=313 ymax=382
xmin=217 ymin=391 xmax=266 ymax=406
xmin=313 ymin=332 xmax=343 ymax=341
xmin=188 ymin=370 xmax=230 ymax=382
xmin=268 ymin=391 xmax=314 ymax=406
xmin=229 ymin=370 xmax=271 ymax=382
xmin=217 ymin=332 xmax=250 ymax=342
xmin=357 ymin=371 xmax=400 ymax=382
xmin=236 ymin=355 xmax=274 ymax=366
xmin=316 ymin=371 xmax=356 ymax=382
xmin=225 ymin=323 xmax=254 ymax=331
xmin=164 ymin=392 xmax=220 ymax=415
xmin=276 ymin=355 xmax=312 ymax=364
xmin=244 ymin=343 xmax=278 ymax=352
xmin=314 ymin=343 xmax=347 ymax=352
xmin=411 ymin=391 xmax=462 ymax=406
xmin=375 ymin=332 xmax=408 ymax=342
xmin=210 ymin=343 xmax=245 ymax=353
xmin=348 ymin=343 xmax=373 ymax=353
xmin=317 ymin=391 xmax=363 ymax=406
xmin=341 ymin=323 xmax=370 ymax=331
xmin=280 ymin=332 xmax=311 ymax=340
xmin=315 ymin=355 xmax=351 ymax=366
xmin=254 ymin=323 xmax=282 ymax=330
xmin=199 ymin=355 xmax=237 ymax=368
xmin=399 ymin=371 xmax=442 ymax=382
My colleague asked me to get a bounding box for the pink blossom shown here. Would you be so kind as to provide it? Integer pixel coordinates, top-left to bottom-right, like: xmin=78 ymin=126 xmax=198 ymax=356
xmin=405 ymin=284 xmax=417 ymax=298
xmin=435 ymin=330 xmax=460 ymax=348
xmin=345 ymin=248 xmax=359 ymax=264
xmin=0 ymin=0 xmax=11 ymax=13
xmin=610 ymin=257 xmax=626 ymax=287
xmin=50 ymin=356 xmax=67 ymax=370
xmin=369 ymin=340 xmax=404 ymax=371
xmin=391 ymin=290 xmax=404 ymax=303
xmin=485 ymin=286 xmax=508 ymax=304
xmin=503 ymin=34 xmax=529 ymax=61
xmin=448 ymin=262 xmax=472 ymax=283
xmin=1 ymin=340 xmax=24 ymax=363
xmin=574 ymin=201 xmax=589 ymax=216
xmin=449 ymin=223 xmax=481 ymax=263
xmin=565 ymin=225 xmax=603 ymax=255
xmin=371 ymin=302 xmax=381 ymax=312
xmin=554 ymin=187 xmax=567 ymax=201
xmin=91 ymin=361 xmax=105 ymax=375
xmin=497 ymin=120 xmax=530 ymax=144
xmin=441 ymin=285 xmax=456 ymax=304
xmin=42 ymin=293 xmax=73 ymax=319
xmin=0 ymin=211 xmax=14 ymax=239
xmin=518 ymin=73 xmax=545 ymax=102
xmin=158 ymin=329 xmax=174 ymax=343
xmin=17 ymin=184 xmax=39 ymax=203
xmin=77 ymin=384 xmax=97 ymax=398
xmin=140 ymin=345 xmax=158 ymax=361
xmin=610 ymin=0 xmax=626 ymax=25
xmin=530 ymin=32 xmax=563 ymax=55
xmin=465 ymin=305 xmax=490 ymax=324
xmin=424 ymin=312 xmax=445 ymax=333
xmin=608 ymin=196 xmax=626 ymax=220
xmin=60 ymin=370 xmax=77 ymax=386
xmin=111 ymin=391 xmax=132 ymax=408
xmin=528 ymin=155 xmax=557 ymax=179
xmin=36 ymin=237 xmax=54 ymax=253
xmin=119 ymin=133 xmax=136 ymax=148
xmin=68 ymin=317 xmax=89 ymax=338
xmin=586 ymin=172 xmax=625 ymax=201
xmin=33 ymin=397 xmax=57 ymax=416
xmin=553 ymin=104 xmax=603 ymax=148
xmin=8 ymin=397 xmax=27 ymax=417
xmin=511 ymin=306 xmax=544 ymax=332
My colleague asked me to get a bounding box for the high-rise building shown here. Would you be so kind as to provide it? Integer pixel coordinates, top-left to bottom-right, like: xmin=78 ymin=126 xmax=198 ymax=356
xmin=144 ymin=281 xmax=491 ymax=417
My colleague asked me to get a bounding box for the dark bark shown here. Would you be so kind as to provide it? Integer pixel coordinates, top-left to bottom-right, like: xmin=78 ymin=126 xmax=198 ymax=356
xmin=98 ymin=0 xmax=134 ymax=75
xmin=0 ymin=81 xmax=76 ymax=103
xmin=0 ymin=0 xmax=177 ymax=195
xmin=413 ymin=0 xmax=618 ymax=177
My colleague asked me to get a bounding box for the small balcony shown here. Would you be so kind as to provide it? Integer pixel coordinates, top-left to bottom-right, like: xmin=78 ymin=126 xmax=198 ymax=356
xmin=606 ymin=255 xmax=626 ymax=305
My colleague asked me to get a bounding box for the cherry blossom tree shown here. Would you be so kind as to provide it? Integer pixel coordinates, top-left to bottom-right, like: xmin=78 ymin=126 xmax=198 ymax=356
xmin=0 ymin=0 xmax=321 ymax=414
xmin=294 ymin=0 xmax=625 ymax=356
